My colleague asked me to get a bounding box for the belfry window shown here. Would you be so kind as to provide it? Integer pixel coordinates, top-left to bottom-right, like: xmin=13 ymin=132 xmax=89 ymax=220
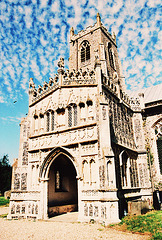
xmin=108 ymin=42 xmax=115 ymax=69
xmin=81 ymin=41 xmax=90 ymax=63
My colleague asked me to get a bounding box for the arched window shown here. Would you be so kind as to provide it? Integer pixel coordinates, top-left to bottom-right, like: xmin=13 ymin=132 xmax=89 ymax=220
xmin=108 ymin=42 xmax=115 ymax=69
xmin=90 ymin=159 xmax=96 ymax=184
xmin=81 ymin=41 xmax=90 ymax=63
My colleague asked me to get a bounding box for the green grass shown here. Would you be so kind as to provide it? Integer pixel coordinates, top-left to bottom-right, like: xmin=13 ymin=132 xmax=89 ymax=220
xmin=118 ymin=211 xmax=162 ymax=239
xmin=0 ymin=214 xmax=7 ymax=218
xmin=0 ymin=197 xmax=9 ymax=206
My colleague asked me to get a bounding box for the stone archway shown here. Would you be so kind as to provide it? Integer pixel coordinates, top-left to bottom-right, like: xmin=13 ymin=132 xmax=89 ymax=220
xmin=39 ymin=147 xmax=78 ymax=218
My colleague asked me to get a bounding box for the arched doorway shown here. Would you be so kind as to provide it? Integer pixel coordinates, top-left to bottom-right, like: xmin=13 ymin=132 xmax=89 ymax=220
xmin=48 ymin=153 xmax=78 ymax=217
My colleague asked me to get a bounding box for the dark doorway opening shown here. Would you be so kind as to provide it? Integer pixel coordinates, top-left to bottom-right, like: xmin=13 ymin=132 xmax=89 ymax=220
xmin=48 ymin=154 xmax=78 ymax=217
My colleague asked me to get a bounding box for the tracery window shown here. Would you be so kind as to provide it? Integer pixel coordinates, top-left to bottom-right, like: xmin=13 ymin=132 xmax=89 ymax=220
xmin=81 ymin=41 xmax=90 ymax=63
xmin=68 ymin=104 xmax=78 ymax=127
xmin=130 ymin=159 xmax=139 ymax=187
xmin=46 ymin=110 xmax=55 ymax=132
xmin=46 ymin=112 xmax=50 ymax=132
xmin=51 ymin=111 xmax=54 ymax=131
xmin=68 ymin=106 xmax=72 ymax=127
xmin=74 ymin=104 xmax=77 ymax=126
xmin=120 ymin=151 xmax=129 ymax=187
xmin=108 ymin=42 xmax=115 ymax=69
xmin=155 ymin=121 xmax=162 ymax=174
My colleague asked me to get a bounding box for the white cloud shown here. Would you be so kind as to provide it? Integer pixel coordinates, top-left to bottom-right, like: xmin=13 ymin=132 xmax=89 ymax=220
xmin=40 ymin=0 xmax=48 ymax=9
xmin=51 ymin=1 xmax=60 ymax=12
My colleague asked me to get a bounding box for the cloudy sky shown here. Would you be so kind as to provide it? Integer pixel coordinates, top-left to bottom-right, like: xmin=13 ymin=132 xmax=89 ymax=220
xmin=0 ymin=0 xmax=161 ymax=164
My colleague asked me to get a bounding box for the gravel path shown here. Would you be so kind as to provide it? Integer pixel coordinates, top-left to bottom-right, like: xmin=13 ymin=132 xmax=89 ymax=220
xmin=0 ymin=207 xmax=150 ymax=240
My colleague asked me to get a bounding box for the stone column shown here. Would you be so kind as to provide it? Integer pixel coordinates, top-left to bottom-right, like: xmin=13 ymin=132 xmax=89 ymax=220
xmin=40 ymin=178 xmax=49 ymax=220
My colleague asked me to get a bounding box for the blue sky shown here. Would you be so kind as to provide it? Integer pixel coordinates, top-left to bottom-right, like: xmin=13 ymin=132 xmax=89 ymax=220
xmin=0 ymin=0 xmax=161 ymax=164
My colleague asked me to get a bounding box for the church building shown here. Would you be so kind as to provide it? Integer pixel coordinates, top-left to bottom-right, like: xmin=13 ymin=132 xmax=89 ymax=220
xmin=8 ymin=14 xmax=157 ymax=224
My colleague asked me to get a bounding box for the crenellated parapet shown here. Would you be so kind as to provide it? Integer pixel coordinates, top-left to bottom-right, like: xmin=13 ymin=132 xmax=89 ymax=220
xmin=29 ymin=59 xmax=96 ymax=106
xmin=63 ymin=68 xmax=96 ymax=86
xmin=29 ymin=74 xmax=59 ymax=106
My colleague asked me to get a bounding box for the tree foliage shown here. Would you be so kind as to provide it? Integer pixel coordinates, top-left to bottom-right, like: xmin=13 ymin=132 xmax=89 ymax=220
xmin=0 ymin=155 xmax=12 ymax=195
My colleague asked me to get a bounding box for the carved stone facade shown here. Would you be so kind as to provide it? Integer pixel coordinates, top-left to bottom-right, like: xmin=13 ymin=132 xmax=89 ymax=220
xmin=8 ymin=14 xmax=155 ymax=224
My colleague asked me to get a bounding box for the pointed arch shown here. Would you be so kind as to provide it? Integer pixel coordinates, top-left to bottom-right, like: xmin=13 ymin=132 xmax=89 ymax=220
xmin=39 ymin=147 xmax=78 ymax=179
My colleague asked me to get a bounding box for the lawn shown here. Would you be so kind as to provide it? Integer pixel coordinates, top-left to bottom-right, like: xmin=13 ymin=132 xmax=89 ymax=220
xmin=0 ymin=196 xmax=9 ymax=206
xmin=109 ymin=211 xmax=162 ymax=240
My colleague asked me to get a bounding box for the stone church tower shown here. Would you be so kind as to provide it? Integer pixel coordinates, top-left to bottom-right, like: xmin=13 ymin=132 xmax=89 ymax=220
xmin=8 ymin=14 xmax=152 ymax=224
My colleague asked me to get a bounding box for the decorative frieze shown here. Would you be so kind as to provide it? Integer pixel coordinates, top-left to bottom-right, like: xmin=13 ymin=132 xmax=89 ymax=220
xmin=29 ymin=125 xmax=97 ymax=151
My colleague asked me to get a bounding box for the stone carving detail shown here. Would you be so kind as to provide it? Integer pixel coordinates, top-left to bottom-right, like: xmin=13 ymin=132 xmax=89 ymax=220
xmin=82 ymin=190 xmax=99 ymax=196
xmin=14 ymin=173 xmax=20 ymax=190
xmin=22 ymin=205 xmax=25 ymax=214
xmin=30 ymin=126 xmax=97 ymax=150
xmin=35 ymin=205 xmax=38 ymax=214
xmin=81 ymin=143 xmax=97 ymax=156
xmin=89 ymin=204 xmax=93 ymax=217
xmin=84 ymin=204 xmax=88 ymax=216
xmin=11 ymin=204 xmax=15 ymax=214
xmin=99 ymin=165 xmax=105 ymax=188
xmin=102 ymin=106 xmax=106 ymax=120
xmin=94 ymin=206 xmax=98 ymax=217
xmin=21 ymin=173 xmax=27 ymax=190
xmin=16 ymin=204 xmax=20 ymax=214
xmin=101 ymin=206 xmax=106 ymax=219
xmin=22 ymin=142 xmax=28 ymax=165
xmin=28 ymin=204 xmax=31 ymax=214
xmin=32 ymin=204 xmax=35 ymax=214
xmin=106 ymin=93 xmax=135 ymax=149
